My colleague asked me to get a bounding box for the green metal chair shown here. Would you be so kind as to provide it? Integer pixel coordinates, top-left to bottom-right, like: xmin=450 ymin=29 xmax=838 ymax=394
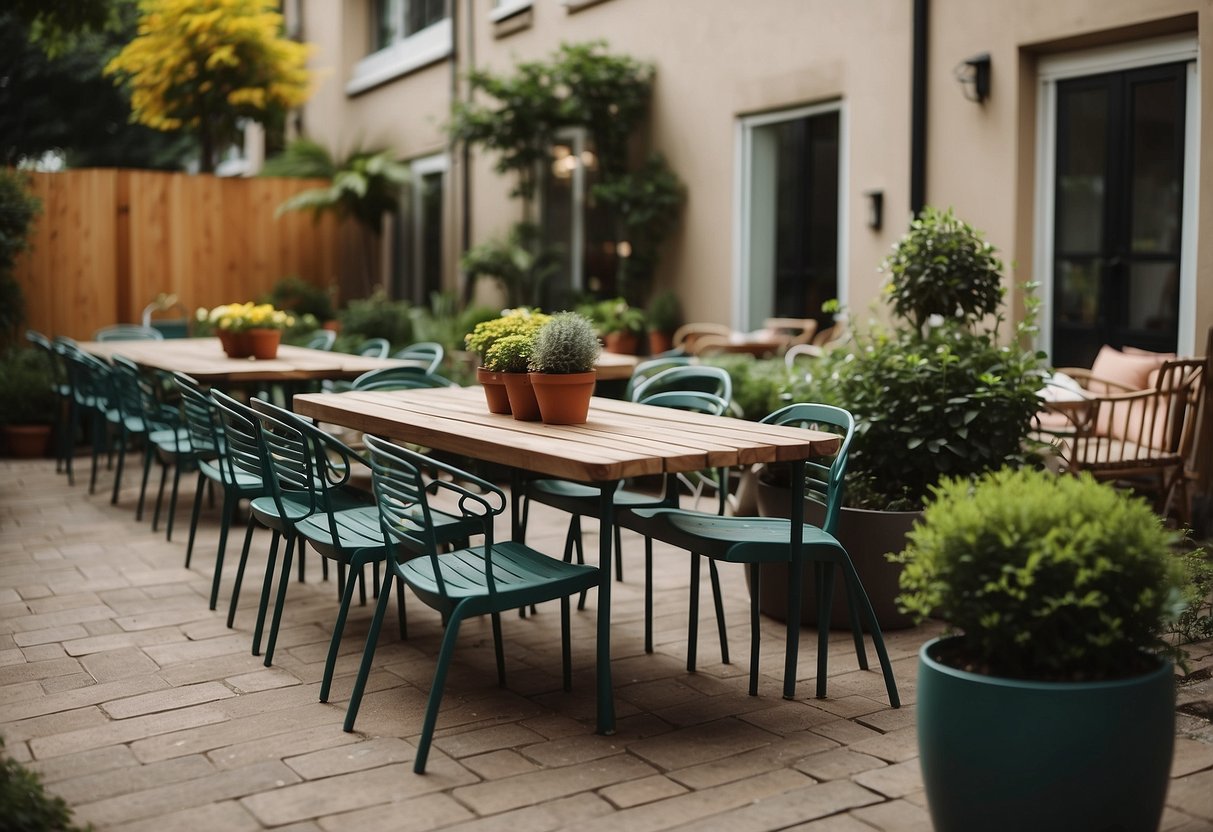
xmin=62 ymin=346 xmax=116 ymax=495
xmin=390 ymin=341 xmax=444 ymax=373
xmin=304 ymin=329 xmax=337 ymax=351
xmin=109 ymin=356 xmax=183 ymax=513
xmin=630 ymin=364 xmax=732 ymax=404
xmin=344 ymin=434 xmax=605 ymax=773
xmin=624 ymin=403 xmax=900 ymax=706
xmin=95 ymin=324 xmax=164 ymax=341
xmin=622 ymin=355 xmax=694 ymax=401
xmin=354 ymin=338 xmax=391 ymax=358
xmin=25 ymin=330 xmax=71 ymax=474
xmin=350 ymin=365 xmax=456 ymax=391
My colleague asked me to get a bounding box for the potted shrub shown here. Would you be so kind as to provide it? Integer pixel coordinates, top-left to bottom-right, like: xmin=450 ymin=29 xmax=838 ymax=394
xmin=645 ymin=290 xmax=682 ymax=355
xmin=0 ymin=348 xmax=57 ymax=457
xmin=465 ymin=308 xmax=550 ymax=414
xmin=591 ymin=297 xmax=646 ymax=355
xmin=528 ymin=311 xmax=601 ymax=425
xmin=485 ymin=333 xmax=540 ymax=421
xmin=198 ymin=302 xmax=295 ymax=359
xmin=753 ymin=207 xmax=1046 ymax=629
xmin=896 ymin=467 xmax=1187 ymax=832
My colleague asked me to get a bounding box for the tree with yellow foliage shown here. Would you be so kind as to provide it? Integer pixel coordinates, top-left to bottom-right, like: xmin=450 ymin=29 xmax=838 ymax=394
xmin=105 ymin=0 xmax=311 ymax=173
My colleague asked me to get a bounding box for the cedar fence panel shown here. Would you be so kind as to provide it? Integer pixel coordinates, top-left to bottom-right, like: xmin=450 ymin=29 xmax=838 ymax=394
xmin=13 ymin=169 xmax=340 ymax=340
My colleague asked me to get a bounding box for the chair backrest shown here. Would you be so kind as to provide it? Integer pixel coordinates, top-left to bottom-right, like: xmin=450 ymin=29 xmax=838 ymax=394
xmin=391 ymin=342 xmax=444 ymax=374
xmin=355 ymin=338 xmax=391 ymax=358
xmin=95 ymin=324 xmax=164 ymax=342
xmin=26 ymin=330 xmax=66 ymax=388
xmin=1076 ymin=358 xmax=1205 ymax=463
xmin=173 ymin=373 xmax=223 ymax=459
xmin=672 ymin=322 xmax=732 ymax=354
xmin=205 ymin=390 xmax=265 ymax=489
xmin=364 ymin=434 xmax=507 ymax=592
xmin=639 ymin=389 xmax=732 ymax=514
xmin=242 ymin=398 xmax=329 ymax=524
xmin=630 ymin=365 xmax=732 ymax=405
xmin=761 ymin=403 xmax=855 ymax=535
xmin=63 ymin=347 xmax=112 ymax=409
xmin=763 ymin=317 xmax=818 ymax=347
xmin=624 ymin=355 xmax=693 ymax=401
xmin=785 ymin=342 xmax=825 ymax=370
xmin=305 ymin=329 xmax=337 ymax=351
xmin=352 ymin=366 xmax=456 ymax=391
xmin=110 ymin=356 xmax=158 ymax=429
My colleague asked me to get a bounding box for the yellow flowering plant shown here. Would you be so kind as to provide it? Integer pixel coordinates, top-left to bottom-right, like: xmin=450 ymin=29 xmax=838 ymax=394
xmin=197 ymin=302 xmax=294 ymax=333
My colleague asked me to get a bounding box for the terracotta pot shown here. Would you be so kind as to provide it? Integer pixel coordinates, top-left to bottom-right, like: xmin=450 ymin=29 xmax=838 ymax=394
xmin=219 ymin=330 xmax=252 ymax=358
xmin=502 ymin=372 xmax=541 ymax=421
xmin=604 ymin=331 xmax=640 ymax=355
xmin=648 ymin=331 xmax=674 ymax=356
xmin=476 ymin=367 xmax=512 ymax=414
xmin=3 ymin=424 xmax=52 ymax=458
xmin=247 ymin=328 xmax=281 ymax=360
xmin=530 ymin=371 xmax=597 ymax=425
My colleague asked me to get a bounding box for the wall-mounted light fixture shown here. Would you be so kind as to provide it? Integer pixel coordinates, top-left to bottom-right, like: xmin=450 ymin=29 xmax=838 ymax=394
xmin=864 ymin=190 xmax=884 ymax=230
xmin=954 ymin=53 xmax=991 ymax=103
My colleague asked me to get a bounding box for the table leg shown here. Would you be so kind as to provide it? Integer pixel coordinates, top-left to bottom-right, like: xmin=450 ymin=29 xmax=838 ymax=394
xmin=596 ymin=482 xmax=617 ymax=734
xmin=783 ymin=460 xmax=805 ymax=700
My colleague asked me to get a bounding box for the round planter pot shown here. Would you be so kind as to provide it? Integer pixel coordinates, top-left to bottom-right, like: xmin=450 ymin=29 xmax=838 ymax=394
xmin=917 ymin=636 xmax=1174 ymax=832
xmin=530 ymin=371 xmax=597 ymax=425
xmin=219 ymin=330 xmax=252 ymax=359
xmin=3 ymin=424 xmax=53 ymax=458
xmin=476 ymin=367 xmax=512 ymax=415
xmin=752 ymin=474 xmax=916 ymax=630
xmin=247 ymin=328 xmax=281 ymax=360
xmin=648 ymin=331 xmax=674 ymax=356
xmin=604 ymin=331 xmax=640 ymax=355
xmin=502 ymin=372 xmax=541 ymax=421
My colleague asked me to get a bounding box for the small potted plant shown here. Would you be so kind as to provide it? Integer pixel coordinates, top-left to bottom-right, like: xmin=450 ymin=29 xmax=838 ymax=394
xmin=199 ymin=302 xmax=295 ymax=359
xmin=895 ymin=466 xmax=1187 ymax=832
xmin=645 ymin=290 xmax=682 ymax=355
xmin=0 ymin=348 xmax=57 ymax=457
xmin=528 ymin=311 xmax=602 ymax=425
xmin=485 ymin=333 xmax=540 ymax=421
xmin=465 ymin=308 xmax=550 ymax=413
xmin=592 ymin=298 xmax=646 ymax=355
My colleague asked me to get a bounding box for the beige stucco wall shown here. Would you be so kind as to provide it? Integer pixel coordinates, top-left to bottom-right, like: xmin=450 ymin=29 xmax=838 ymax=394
xmin=294 ymin=0 xmax=1211 ymax=354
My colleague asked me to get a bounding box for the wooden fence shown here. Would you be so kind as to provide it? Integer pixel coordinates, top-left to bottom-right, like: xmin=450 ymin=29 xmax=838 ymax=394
xmin=13 ymin=169 xmax=341 ymax=340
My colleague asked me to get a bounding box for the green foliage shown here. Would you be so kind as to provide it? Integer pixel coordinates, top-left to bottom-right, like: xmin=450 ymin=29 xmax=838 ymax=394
xmin=529 ymin=312 xmax=601 ymax=374
xmin=1168 ymin=548 xmax=1213 ymax=645
xmin=700 ymin=354 xmax=793 ymax=420
xmin=0 ymin=348 xmax=57 ymax=426
xmin=484 ymin=333 xmax=535 ymax=374
xmin=461 ymin=223 xmax=562 ymax=310
xmin=894 ymin=468 xmax=1188 ymax=681
xmin=464 ymin=309 xmax=549 ymax=365
xmin=645 ymin=289 xmax=682 ymax=334
xmin=336 ymin=290 xmax=413 ymax=349
xmin=0 ymin=169 xmax=42 ymax=347
xmin=881 ymin=206 xmax=1004 ymax=334
xmin=405 ymin=292 xmax=494 ymax=362
xmin=583 ymin=297 xmax=645 ymax=335
xmin=266 ymin=276 xmax=336 ymax=322
xmin=0 ymin=737 xmax=90 ymax=831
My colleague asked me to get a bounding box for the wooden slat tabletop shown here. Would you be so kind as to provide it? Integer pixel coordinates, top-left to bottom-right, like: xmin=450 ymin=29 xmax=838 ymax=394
xmin=293 ymin=386 xmax=840 ymax=483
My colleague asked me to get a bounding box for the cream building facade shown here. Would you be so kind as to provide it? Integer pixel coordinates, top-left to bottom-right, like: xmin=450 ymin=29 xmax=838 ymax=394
xmin=289 ymin=0 xmax=1211 ymax=367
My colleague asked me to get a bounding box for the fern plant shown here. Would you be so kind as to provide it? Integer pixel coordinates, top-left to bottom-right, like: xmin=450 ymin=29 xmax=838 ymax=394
xmin=529 ymin=312 xmax=601 ymax=374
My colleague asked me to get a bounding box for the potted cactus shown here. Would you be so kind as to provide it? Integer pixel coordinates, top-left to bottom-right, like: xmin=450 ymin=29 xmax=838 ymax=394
xmin=528 ymin=312 xmax=602 ymax=425
xmin=896 ymin=466 xmax=1188 ymax=832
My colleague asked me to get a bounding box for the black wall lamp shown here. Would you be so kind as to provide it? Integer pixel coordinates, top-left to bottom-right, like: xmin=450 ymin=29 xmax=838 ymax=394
xmin=954 ymin=52 xmax=991 ymax=103
xmin=864 ymin=190 xmax=884 ymax=230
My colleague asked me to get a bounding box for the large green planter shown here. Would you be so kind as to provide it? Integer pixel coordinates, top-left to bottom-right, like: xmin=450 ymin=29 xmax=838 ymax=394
xmin=917 ymin=636 xmax=1175 ymax=832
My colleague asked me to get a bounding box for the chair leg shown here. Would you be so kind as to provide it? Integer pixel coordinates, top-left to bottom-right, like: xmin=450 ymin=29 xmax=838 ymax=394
xmin=184 ymin=471 xmax=205 ymax=568
xmin=110 ymin=431 xmax=128 ymax=505
xmin=748 ymin=564 xmax=761 ymax=696
xmin=614 ymin=524 xmax=623 ymax=582
xmin=320 ymin=559 xmax=363 ymax=703
xmin=491 ymin=612 xmax=506 ymax=686
xmin=844 ymin=580 xmax=869 ymax=671
xmin=227 ymin=515 xmax=259 ymax=628
xmin=344 ymin=572 xmax=395 ymax=732
xmin=687 ymin=553 xmax=700 ymax=672
xmin=150 ymin=460 xmax=168 ymax=531
xmin=336 ymin=562 xmax=347 ymax=598
xmin=263 ymin=532 xmax=297 ymax=667
xmin=840 ymin=557 xmax=900 ymax=708
xmin=561 ymin=596 xmax=572 ymax=691
xmin=414 ymin=610 xmax=464 ymax=774
xmin=136 ymin=444 xmax=155 ymax=521
xmin=814 ymin=562 xmax=835 ymax=700
xmin=708 ymin=561 xmax=729 ymax=665
xmin=783 ymin=555 xmax=804 ymax=701
xmin=207 ymin=492 xmax=238 ymax=611
xmin=251 ymin=531 xmax=283 ymax=657
xmin=165 ymin=463 xmax=184 ymax=541
xmin=644 ymin=537 xmax=653 ymax=654
xmin=396 ymin=575 xmax=407 ymax=640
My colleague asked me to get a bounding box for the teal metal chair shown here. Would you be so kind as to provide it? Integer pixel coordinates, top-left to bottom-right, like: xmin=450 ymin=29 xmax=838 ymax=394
xmin=622 ymin=355 xmax=694 ymax=401
xmin=390 ymin=341 xmax=444 ymax=373
xmin=109 ymin=356 xmax=184 ymax=513
xmin=624 ymin=403 xmax=900 ymax=706
xmin=629 ymin=364 xmax=732 ymax=404
xmin=344 ymin=434 xmax=605 ymax=773
xmin=95 ymin=324 xmax=164 ymax=341
xmin=26 ymin=330 xmax=71 ymax=474
xmin=62 ymin=347 xmax=116 ymax=495
xmin=350 ymin=366 xmax=456 ymax=391
xmin=354 ymin=338 xmax=391 ymax=358
xmin=304 ymin=329 xmax=337 ymax=351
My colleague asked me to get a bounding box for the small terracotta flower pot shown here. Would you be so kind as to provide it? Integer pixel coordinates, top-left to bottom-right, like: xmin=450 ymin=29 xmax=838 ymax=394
xmin=604 ymin=331 xmax=640 ymax=355
xmin=219 ymin=330 xmax=252 ymax=358
xmin=247 ymin=328 xmax=281 ymax=360
xmin=476 ymin=367 xmax=512 ymax=414
xmin=530 ymin=371 xmax=597 ymax=425
xmin=502 ymin=372 xmax=542 ymax=421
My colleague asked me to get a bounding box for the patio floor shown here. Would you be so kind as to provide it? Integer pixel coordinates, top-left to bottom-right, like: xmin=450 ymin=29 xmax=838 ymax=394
xmin=2 ymin=455 xmax=1212 ymax=831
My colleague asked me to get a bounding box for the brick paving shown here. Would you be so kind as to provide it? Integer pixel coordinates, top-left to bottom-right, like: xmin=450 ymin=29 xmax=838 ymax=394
xmin=2 ymin=455 xmax=1212 ymax=831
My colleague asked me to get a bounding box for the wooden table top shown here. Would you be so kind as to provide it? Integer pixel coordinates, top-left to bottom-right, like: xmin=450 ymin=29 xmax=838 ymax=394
xmin=293 ymin=386 xmax=840 ymax=483
xmin=79 ymin=338 xmax=415 ymax=383
xmin=587 ymin=350 xmax=638 ymax=382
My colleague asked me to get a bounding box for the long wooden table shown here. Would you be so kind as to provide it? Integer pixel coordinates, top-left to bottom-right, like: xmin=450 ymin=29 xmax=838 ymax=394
xmin=293 ymin=385 xmax=841 ymax=735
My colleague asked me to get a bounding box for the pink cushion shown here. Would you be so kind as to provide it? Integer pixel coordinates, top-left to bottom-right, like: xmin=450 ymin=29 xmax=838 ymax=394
xmin=1089 ymin=346 xmax=1169 ymax=393
xmin=1089 ymin=347 xmax=1173 ymax=445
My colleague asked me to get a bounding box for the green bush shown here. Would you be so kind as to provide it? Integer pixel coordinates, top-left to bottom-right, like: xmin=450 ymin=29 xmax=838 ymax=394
xmin=0 ymin=169 xmax=41 ymax=347
xmin=701 ymin=354 xmax=793 ymax=420
xmin=266 ymin=276 xmax=336 ymax=322
xmin=529 ymin=312 xmax=601 ymax=374
xmin=894 ymin=468 xmax=1187 ymax=681
xmin=645 ymin=290 xmax=682 ymax=334
xmin=0 ymin=739 xmax=90 ymax=831
xmin=336 ymin=290 xmax=414 ymax=349
xmin=0 ymin=348 xmax=56 ymax=425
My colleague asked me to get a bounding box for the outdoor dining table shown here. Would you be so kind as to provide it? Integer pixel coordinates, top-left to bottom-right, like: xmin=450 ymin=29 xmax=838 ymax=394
xmin=292 ymin=384 xmax=842 ymax=735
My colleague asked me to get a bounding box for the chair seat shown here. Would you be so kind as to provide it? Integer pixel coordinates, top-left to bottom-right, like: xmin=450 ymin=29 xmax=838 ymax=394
xmin=527 ymin=478 xmax=665 ymax=515
xmin=624 ymin=508 xmax=844 ymax=564
xmin=150 ymin=427 xmax=192 ymax=454
xmin=294 ymin=505 xmax=386 ymax=559
xmin=199 ymin=458 xmax=263 ymax=492
xmin=402 ymin=541 xmax=599 ymax=609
